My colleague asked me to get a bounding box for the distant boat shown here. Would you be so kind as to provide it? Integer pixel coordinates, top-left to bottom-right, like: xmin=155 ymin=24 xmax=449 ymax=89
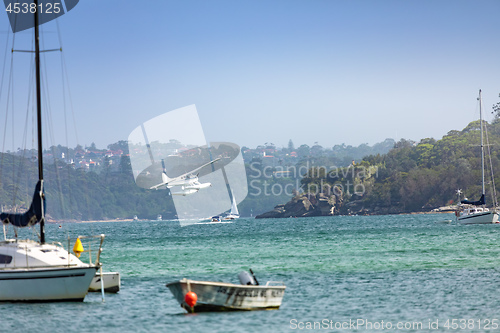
xmin=0 ymin=3 xmax=105 ymax=301
xmin=223 ymin=190 xmax=240 ymax=220
xmin=166 ymin=271 xmax=285 ymax=312
xmin=456 ymin=90 xmax=499 ymax=224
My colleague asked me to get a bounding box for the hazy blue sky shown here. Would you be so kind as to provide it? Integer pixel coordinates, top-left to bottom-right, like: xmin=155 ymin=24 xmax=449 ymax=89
xmin=1 ymin=0 xmax=500 ymax=150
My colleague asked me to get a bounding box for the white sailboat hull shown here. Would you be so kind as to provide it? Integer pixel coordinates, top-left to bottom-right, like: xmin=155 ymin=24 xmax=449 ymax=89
xmin=0 ymin=266 xmax=97 ymax=302
xmin=458 ymin=210 xmax=499 ymax=224
xmin=166 ymin=278 xmax=286 ymax=312
xmin=223 ymin=214 xmax=239 ymax=220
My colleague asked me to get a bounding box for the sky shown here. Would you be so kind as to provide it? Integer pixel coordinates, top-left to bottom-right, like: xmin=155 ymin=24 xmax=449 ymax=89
xmin=1 ymin=0 xmax=500 ymax=151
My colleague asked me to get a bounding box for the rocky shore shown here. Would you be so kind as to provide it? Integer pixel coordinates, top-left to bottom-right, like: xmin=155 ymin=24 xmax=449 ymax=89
xmin=255 ymin=192 xmax=337 ymax=219
xmin=255 ymin=193 xmax=457 ymax=219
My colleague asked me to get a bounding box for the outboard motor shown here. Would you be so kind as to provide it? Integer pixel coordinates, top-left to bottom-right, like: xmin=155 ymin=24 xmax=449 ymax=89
xmin=238 ymin=271 xmax=257 ymax=285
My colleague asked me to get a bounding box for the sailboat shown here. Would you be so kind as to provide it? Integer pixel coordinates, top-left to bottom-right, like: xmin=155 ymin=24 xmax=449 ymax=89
xmin=456 ymin=90 xmax=499 ymax=225
xmin=0 ymin=1 xmax=103 ymax=301
xmin=223 ymin=190 xmax=240 ymax=220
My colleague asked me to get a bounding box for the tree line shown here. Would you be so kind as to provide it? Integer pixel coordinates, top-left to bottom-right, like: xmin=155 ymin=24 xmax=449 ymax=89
xmin=300 ymin=119 xmax=500 ymax=215
xmin=1 ymin=118 xmax=499 ymax=220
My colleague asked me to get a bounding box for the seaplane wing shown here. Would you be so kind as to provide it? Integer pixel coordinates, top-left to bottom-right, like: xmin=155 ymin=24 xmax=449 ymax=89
xmin=186 ymin=157 xmax=221 ymax=176
xmin=149 ymin=158 xmax=220 ymax=191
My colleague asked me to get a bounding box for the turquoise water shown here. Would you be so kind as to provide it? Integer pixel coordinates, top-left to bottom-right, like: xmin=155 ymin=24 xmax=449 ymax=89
xmin=3 ymin=214 xmax=500 ymax=332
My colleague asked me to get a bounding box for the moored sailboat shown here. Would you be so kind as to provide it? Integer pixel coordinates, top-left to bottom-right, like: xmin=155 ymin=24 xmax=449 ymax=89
xmin=456 ymin=90 xmax=499 ymax=224
xmin=0 ymin=1 xmax=104 ymax=301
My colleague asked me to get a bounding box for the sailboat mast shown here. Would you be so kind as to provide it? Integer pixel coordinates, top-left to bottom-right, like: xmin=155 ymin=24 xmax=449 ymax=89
xmin=479 ymin=89 xmax=485 ymax=199
xmin=34 ymin=0 xmax=45 ymax=243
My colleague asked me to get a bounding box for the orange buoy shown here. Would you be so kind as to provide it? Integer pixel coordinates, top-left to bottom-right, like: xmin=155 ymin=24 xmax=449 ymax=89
xmin=184 ymin=291 xmax=197 ymax=308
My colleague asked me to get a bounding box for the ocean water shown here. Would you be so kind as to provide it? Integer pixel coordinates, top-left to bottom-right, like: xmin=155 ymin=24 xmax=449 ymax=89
xmin=3 ymin=214 xmax=500 ymax=333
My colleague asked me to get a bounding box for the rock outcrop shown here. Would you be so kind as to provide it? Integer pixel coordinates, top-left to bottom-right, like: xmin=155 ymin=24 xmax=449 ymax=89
xmin=255 ymin=193 xmax=336 ymax=219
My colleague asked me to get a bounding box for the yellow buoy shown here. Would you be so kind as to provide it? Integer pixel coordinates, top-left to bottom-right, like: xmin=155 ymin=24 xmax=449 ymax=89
xmin=73 ymin=238 xmax=84 ymax=258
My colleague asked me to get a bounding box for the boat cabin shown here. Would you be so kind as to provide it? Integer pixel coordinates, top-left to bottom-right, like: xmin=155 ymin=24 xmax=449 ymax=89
xmin=0 ymin=240 xmax=84 ymax=269
xmin=460 ymin=206 xmax=489 ymax=217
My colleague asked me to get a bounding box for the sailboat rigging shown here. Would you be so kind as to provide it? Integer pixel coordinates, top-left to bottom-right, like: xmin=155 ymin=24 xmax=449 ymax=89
xmin=0 ymin=0 xmax=104 ymax=301
xmin=456 ymin=90 xmax=499 ymax=224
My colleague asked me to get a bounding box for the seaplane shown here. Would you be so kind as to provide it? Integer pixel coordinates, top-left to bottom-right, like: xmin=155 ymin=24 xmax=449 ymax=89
xmin=150 ymin=158 xmax=220 ymax=196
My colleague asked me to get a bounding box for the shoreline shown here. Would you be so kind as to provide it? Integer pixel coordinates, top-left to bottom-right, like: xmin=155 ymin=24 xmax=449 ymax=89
xmin=46 ymin=210 xmax=455 ymax=223
xmin=47 ymin=218 xmax=136 ymax=224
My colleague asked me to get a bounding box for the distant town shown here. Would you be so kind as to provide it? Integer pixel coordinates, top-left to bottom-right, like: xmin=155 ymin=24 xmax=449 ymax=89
xmin=6 ymin=138 xmax=396 ymax=174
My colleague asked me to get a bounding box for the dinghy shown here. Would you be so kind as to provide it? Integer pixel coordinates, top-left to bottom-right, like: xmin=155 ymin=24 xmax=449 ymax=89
xmin=166 ymin=270 xmax=285 ymax=312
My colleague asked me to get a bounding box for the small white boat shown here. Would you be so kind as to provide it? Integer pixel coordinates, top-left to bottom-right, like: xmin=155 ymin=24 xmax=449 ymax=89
xmin=89 ymin=271 xmax=120 ymax=293
xmin=166 ymin=271 xmax=286 ymax=312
